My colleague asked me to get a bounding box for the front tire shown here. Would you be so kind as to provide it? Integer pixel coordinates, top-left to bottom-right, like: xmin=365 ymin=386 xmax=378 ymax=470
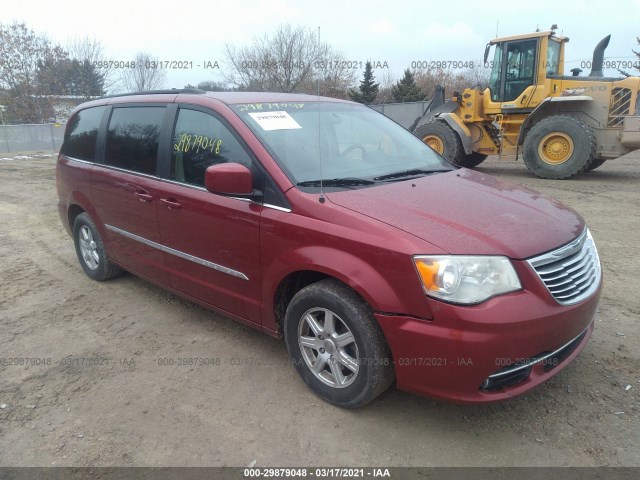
xmin=459 ymin=151 xmax=488 ymax=168
xmin=414 ymin=120 xmax=465 ymax=165
xmin=284 ymin=279 xmax=395 ymax=408
xmin=73 ymin=212 xmax=122 ymax=281
xmin=523 ymin=115 xmax=596 ymax=179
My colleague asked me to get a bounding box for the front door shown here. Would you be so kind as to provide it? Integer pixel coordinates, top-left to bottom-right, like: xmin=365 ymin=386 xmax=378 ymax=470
xmin=156 ymin=107 xmax=262 ymax=323
xmin=489 ymin=39 xmax=538 ymax=103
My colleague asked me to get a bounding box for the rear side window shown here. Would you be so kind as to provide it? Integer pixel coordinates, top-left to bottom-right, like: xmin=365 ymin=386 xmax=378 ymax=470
xmin=105 ymin=107 xmax=165 ymax=175
xmin=61 ymin=106 xmax=106 ymax=161
xmin=171 ymin=108 xmax=252 ymax=187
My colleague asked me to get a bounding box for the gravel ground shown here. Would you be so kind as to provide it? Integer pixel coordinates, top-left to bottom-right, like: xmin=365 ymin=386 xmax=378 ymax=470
xmin=0 ymin=152 xmax=638 ymax=467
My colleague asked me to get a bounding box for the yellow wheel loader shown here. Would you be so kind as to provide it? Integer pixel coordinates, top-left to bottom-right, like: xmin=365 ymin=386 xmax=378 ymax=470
xmin=412 ymin=28 xmax=640 ymax=179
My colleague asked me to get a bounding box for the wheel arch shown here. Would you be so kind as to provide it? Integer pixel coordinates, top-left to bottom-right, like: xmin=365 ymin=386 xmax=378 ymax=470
xmin=273 ymin=270 xmax=332 ymax=335
xmin=518 ymin=96 xmax=594 ymax=146
xmin=266 ymin=248 xmax=408 ymax=335
xmin=67 ymin=204 xmax=86 ymax=231
xmin=64 ymin=191 xmax=105 ymax=238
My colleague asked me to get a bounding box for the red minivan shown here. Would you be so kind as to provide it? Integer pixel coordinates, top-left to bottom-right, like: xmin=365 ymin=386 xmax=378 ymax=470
xmin=56 ymin=89 xmax=602 ymax=407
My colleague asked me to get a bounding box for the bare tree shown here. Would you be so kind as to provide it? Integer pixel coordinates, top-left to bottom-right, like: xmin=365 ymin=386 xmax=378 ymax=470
xmin=224 ymin=24 xmax=354 ymax=97
xmin=225 ymin=24 xmax=321 ymax=92
xmin=67 ymin=36 xmax=106 ymax=66
xmin=413 ymin=67 xmax=456 ymax=98
xmin=413 ymin=66 xmax=490 ymax=100
xmin=118 ymin=52 xmax=166 ymax=92
xmin=0 ymin=22 xmax=67 ymax=122
xmin=67 ymin=35 xmax=113 ymax=94
xmin=372 ymin=70 xmax=397 ymax=104
xmin=455 ymin=66 xmax=491 ymax=91
xmin=312 ymin=51 xmax=358 ymax=98
xmin=293 ymin=49 xmax=357 ymax=98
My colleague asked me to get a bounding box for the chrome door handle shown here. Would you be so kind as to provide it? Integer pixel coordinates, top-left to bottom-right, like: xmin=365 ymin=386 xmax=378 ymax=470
xmin=160 ymin=198 xmax=182 ymax=209
xmin=134 ymin=191 xmax=153 ymax=202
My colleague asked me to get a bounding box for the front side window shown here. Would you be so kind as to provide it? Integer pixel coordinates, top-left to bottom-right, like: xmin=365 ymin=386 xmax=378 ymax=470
xmin=61 ymin=106 xmax=106 ymax=161
xmin=546 ymin=40 xmax=561 ymax=76
xmin=171 ymin=109 xmax=252 ymax=187
xmin=231 ymin=102 xmax=451 ymax=188
xmin=105 ymin=107 xmax=165 ymax=175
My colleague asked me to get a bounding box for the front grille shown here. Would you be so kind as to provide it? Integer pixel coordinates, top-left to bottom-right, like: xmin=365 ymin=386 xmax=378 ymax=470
xmin=527 ymin=229 xmax=601 ymax=305
xmin=608 ymin=87 xmax=632 ymax=126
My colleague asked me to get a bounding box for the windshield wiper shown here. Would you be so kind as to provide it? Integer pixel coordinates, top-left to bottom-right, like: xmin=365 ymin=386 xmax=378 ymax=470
xmin=374 ymin=168 xmax=449 ymax=181
xmin=297 ymin=177 xmax=376 ymax=187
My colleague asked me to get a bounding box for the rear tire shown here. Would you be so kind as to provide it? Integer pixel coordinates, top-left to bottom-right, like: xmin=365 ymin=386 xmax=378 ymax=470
xmin=414 ymin=120 xmax=465 ymax=165
xmin=523 ymin=115 xmax=595 ymax=179
xmin=284 ymin=279 xmax=395 ymax=408
xmin=73 ymin=213 xmax=122 ymax=281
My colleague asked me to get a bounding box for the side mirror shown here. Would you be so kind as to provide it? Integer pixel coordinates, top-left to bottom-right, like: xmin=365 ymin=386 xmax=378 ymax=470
xmin=484 ymin=43 xmax=491 ymax=64
xmin=205 ymin=163 xmax=255 ymax=197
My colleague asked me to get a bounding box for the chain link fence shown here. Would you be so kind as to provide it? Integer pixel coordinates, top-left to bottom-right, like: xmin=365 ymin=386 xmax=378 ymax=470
xmin=0 ymin=124 xmax=66 ymax=154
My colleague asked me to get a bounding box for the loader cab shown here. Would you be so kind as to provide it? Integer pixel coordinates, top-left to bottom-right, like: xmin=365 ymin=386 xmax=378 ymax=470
xmin=484 ymin=31 xmax=565 ymax=105
xmin=487 ymin=39 xmax=537 ymax=102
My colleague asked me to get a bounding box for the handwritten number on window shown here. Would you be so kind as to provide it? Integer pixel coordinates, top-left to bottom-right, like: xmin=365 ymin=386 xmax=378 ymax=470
xmin=174 ymin=134 xmax=222 ymax=155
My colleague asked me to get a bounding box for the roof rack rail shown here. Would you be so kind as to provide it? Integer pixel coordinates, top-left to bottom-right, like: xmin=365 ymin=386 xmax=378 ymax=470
xmin=99 ymin=88 xmax=206 ymax=99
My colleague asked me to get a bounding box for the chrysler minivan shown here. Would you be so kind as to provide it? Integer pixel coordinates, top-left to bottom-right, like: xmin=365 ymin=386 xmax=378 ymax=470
xmin=56 ymin=89 xmax=602 ymax=407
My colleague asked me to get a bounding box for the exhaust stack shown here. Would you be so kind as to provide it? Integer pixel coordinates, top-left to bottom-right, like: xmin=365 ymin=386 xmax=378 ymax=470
xmin=589 ymin=35 xmax=611 ymax=77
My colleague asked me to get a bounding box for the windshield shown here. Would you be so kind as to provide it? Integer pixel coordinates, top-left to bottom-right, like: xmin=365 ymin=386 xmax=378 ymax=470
xmin=230 ymin=102 xmax=452 ymax=188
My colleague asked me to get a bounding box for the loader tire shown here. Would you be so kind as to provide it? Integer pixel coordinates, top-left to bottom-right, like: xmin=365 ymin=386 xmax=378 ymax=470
xmin=523 ymin=115 xmax=596 ymax=179
xmin=414 ymin=120 xmax=465 ymax=166
xmin=459 ymin=152 xmax=488 ymax=168
xmin=586 ymin=158 xmax=607 ymax=171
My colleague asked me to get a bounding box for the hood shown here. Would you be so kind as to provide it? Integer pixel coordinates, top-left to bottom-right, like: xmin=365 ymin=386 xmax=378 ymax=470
xmin=326 ymin=169 xmax=584 ymax=259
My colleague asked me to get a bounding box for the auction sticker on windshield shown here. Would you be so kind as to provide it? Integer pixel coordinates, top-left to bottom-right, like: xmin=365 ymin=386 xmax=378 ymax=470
xmin=248 ymin=111 xmax=302 ymax=131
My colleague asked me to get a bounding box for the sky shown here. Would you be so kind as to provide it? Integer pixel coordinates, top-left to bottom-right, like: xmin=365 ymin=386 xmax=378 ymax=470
xmin=2 ymin=0 xmax=640 ymax=92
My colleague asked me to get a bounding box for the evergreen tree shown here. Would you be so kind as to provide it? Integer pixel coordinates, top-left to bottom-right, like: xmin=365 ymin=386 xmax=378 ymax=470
xmin=349 ymin=61 xmax=379 ymax=104
xmin=36 ymin=58 xmax=105 ymax=97
xmin=391 ymin=69 xmax=425 ymax=102
xmin=76 ymin=59 xmax=105 ymax=96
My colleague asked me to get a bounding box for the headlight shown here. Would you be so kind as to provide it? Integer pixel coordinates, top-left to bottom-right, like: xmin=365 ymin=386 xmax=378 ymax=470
xmin=413 ymin=255 xmax=521 ymax=304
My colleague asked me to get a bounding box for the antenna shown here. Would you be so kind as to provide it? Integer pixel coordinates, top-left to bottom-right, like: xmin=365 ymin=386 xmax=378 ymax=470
xmin=317 ymin=26 xmax=325 ymax=202
xmin=496 ymin=21 xmax=499 ymax=38
xmin=317 ymin=26 xmax=321 ymax=97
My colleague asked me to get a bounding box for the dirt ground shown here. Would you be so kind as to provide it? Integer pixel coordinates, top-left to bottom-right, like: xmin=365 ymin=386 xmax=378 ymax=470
xmin=0 ymin=152 xmax=638 ymax=468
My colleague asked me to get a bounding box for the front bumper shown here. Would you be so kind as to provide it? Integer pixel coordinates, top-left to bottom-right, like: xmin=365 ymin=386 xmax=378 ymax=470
xmin=375 ymin=261 xmax=601 ymax=403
